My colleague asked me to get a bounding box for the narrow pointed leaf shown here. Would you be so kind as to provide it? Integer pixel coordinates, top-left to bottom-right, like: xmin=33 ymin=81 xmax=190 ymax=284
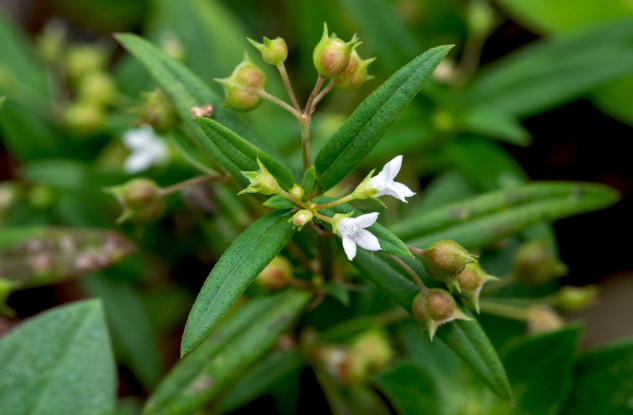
xmin=263 ymin=195 xmax=296 ymax=209
xmin=312 ymin=196 xmax=411 ymax=257
xmin=314 ymin=45 xmax=452 ymax=191
xmin=181 ymin=210 xmax=296 ymax=355
xmin=351 ymin=250 xmax=513 ymax=402
xmin=301 ymin=165 xmax=316 ymax=194
xmin=145 ymin=290 xmax=310 ymax=415
xmin=0 ymin=300 xmax=116 ymax=415
xmin=196 ymin=117 xmax=295 ymax=190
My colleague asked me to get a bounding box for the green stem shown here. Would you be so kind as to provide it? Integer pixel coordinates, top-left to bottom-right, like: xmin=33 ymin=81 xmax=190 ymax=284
xmin=312 ymin=194 xmax=355 ymax=210
xmin=160 ymin=175 xmax=226 ymax=196
xmin=276 ymin=63 xmax=301 ymax=113
xmin=389 ymin=255 xmax=428 ymax=294
xmin=300 ymin=119 xmax=311 ymax=171
xmin=313 ymin=80 xmax=335 ymax=107
xmin=258 ymin=90 xmax=302 ymax=119
xmin=478 ymin=300 xmax=530 ymax=321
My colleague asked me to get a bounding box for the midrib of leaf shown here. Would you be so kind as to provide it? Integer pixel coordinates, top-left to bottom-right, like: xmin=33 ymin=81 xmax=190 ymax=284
xmin=25 ymin=308 xmax=95 ymax=415
xmin=318 ymin=47 xmax=447 ymax=184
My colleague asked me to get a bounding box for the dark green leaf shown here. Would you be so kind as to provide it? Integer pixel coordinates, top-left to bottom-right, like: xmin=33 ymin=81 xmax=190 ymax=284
xmin=314 ymin=45 xmax=452 ymax=191
xmin=181 ymin=210 xmax=296 ymax=355
xmin=263 ymin=195 xmax=296 ymax=209
xmin=145 ymin=290 xmax=311 ymax=415
xmin=301 ymin=165 xmax=316 ymax=194
xmin=0 ymin=300 xmax=116 ymax=415
xmin=196 ymin=117 xmax=295 ymax=190
xmin=324 ymin=282 xmax=350 ymax=306
xmin=312 ymin=196 xmax=411 ymax=257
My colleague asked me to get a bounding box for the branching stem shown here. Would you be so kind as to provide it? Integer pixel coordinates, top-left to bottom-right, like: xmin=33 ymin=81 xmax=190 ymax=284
xmin=389 ymin=255 xmax=428 ymax=294
xmin=277 ymin=63 xmax=302 ymax=113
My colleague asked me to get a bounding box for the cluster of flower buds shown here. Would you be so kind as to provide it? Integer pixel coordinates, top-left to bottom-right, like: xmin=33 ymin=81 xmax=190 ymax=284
xmin=456 ymin=263 xmax=499 ymax=313
xmin=513 ymin=241 xmax=568 ymax=286
xmin=215 ymin=54 xmax=267 ymax=112
xmin=411 ymin=240 xmax=478 ymax=293
xmin=104 ymin=178 xmax=165 ymax=224
xmin=248 ymin=37 xmax=288 ymax=66
xmin=239 ymin=158 xmax=282 ymax=196
xmin=412 ymin=288 xmax=473 ymax=340
xmin=333 ymin=51 xmax=376 ymax=92
xmin=256 ymin=256 xmax=293 ymax=290
xmin=313 ymin=23 xmax=362 ymax=78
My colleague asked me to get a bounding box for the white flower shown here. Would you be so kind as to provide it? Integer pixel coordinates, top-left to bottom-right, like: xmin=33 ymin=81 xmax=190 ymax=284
xmin=369 ymin=155 xmax=416 ymax=203
xmin=337 ymin=212 xmax=382 ymax=261
xmin=122 ymin=125 xmax=168 ymax=174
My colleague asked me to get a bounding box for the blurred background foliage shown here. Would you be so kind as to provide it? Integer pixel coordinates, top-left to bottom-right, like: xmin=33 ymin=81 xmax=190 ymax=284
xmin=0 ymin=0 xmax=632 ymax=414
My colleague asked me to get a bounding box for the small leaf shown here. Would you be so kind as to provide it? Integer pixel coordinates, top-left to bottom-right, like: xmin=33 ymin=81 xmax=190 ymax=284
xmin=312 ymin=196 xmax=411 ymax=257
xmin=314 ymin=45 xmax=452 ymax=191
xmin=263 ymin=195 xmax=296 ymax=209
xmin=0 ymin=300 xmax=116 ymax=415
xmin=196 ymin=117 xmax=295 ymax=190
xmin=301 ymin=165 xmax=316 ymax=194
xmin=145 ymin=290 xmax=311 ymax=415
xmin=324 ymin=281 xmax=350 ymax=306
xmin=181 ymin=210 xmax=296 ymax=355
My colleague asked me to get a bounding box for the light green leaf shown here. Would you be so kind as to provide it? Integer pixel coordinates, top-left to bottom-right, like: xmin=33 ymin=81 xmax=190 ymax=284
xmin=462 ymin=107 xmax=531 ymax=146
xmin=196 ymin=117 xmax=295 ymax=190
xmin=314 ymin=45 xmax=452 ymax=191
xmin=263 ymin=195 xmax=296 ymax=209
xmin=0 ymin=96 xmax=5 ymax=110
xmin=181 ymin=210 xmax=296 ymax=355
xmin=312 ymin=196 xmax=411 ymax=257
xmin=301 ymin=165 xmax=317 ymax=195
xmin=0 ymin=300 xmax=116 ymax=415
xmin=145 ymin=290 xmax=310 ymax=415
xmin=390 ymin=182 xmax=619 ymax=249
xmin=351 ymin=250 xmax=512 ymax=401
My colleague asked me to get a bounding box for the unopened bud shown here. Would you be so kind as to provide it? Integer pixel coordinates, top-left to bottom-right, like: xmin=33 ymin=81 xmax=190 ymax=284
xmin=248 ymin=36 xmax=288 ymax=66
xmin=78 ymin=71 xmax=116 ymax=106
xmin=412 ymin=288 xmax=473 ymax=340
xmin=467 ymin=0 xmax=497 ymax=38
xmin=64 ymin=100 xmax=105 ymax=134
xmin=313 ymin=23 xmax=362 ymax=78
xmin=350 ymin=329 xmax=394 ymax=374
xmin=456 ymin=263 xmax=499 ymax=313
xmin=432 ymin=59 xmax=456 ymax=83
xmin=290 ymin=210 xmax=313 ymax=230
xmin=215 ymin=54 xmax=266 ymax=112
xmin=413 ymin=240 xmax=478 ymax=293
xmin=513 ymin=241 xmax=568 ymax=286
xmin=134 ymin=88 xmax=178 ymax=131
xmin=36 ymin=18 xmax=66 ymax=65
xmin=65 ymin=45 xmax=107 ymax=82
xmin=553 ymin=285 xmax=598 ymax=312
xmin=0 ymin=182 xmax=22 ymax=213
xmin=239 ymin=158 xmax=282 ymax=196
xmin=190 ymin=104 xmax=214 ymax=120
xmin=527 ymin=305 xmax=564 ymax=334
xmin=291 ymin=184 xmax=305 ymax=200
xmin=256 ymin=256 xmax=292 ymax=290
xmin=334 ymin=51 xmax=375 ymax=92
xmin=104 ymin=178 xmax=165 ymax=224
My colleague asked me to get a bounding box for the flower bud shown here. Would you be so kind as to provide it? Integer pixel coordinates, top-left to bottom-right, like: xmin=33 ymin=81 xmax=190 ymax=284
xmin=215 ymin=54 xmax=266 ymax=112
xmin=239 ymin=158 xmax=282 ymax=196
xmin=65 ymin=45 xmax=107 ymax=82
xmin=248 ymin=36 xmax=288 ymax=66
xmin=334 ymin=51 xmax=375 ymax=92
xmin=313 ymin=23 xmax=362 ymax=78
xmin=553 ymin=285 xmax=598 ymax=312
xmin=135 ymin=88 xmax=178 ymax=131
xmin=36 ymin=18 xmax=66 ymax=65
xmin=291 ymin=184 xmax=305 ymax=200
xmin=0 ymin=182 xmax=22 ymax=213
xmin=64 ymin=100 xmax=105 ymax=134
xmin=467 ymin=0 xmax=497 ymax=39
xmin=456 ymin=263 xmax=499 ymax=313
xmin=256 ymin=256 xmax=293 ymax=290
xmin=290 ymin=210 xmax=313 ymax=231
xmin=77 ymin=71 xmax=117 ymax=106
xmin=104 ymin=178 xmax=165 ymax=224
xmin=412 ymin=288 xmax=473 ymax=340
xmin=527 ymin=305 xmax=564 ymax=334
xmin=513 ymin=241 xmax=568 ymax=286
xmin=413 ymin=240 xmax=478 ymax=293
xmin=350 ymin=329 xmax=394 ymax=374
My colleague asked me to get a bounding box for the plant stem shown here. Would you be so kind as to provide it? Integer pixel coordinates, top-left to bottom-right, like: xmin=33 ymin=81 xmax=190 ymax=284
xmin=312 ymin=194 xmax=355 ymax=210
xmin=300 ymin=120 xmax=311 ymax=171
xmin=160 ymin=175 xmax=226 ymax=196
xmin=258 ymin=90 xmax=302 ymax=118
xmin=313 ymin=80 xmax=335 ymax=107
xmin=407 ymin=245 xmax=425 ymax=257
xmin=478 ymin=300 xmax=530 ymax=321
xmin=277 ymin=63 xmax=301 ymax=113
xmin=389 ymin=255 xmax=428 ymax=294
xmin=304 ymin=75 xmax=326 ymax=116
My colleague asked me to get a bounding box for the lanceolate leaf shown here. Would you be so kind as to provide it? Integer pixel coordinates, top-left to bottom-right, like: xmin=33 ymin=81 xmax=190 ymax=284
xmin=352 ymin=250 xmax=513 ymax=402
xmin=301 ymin=165 xmax=317 ymax=194
xmin=196 ymin=117 xmax=295 ymax=190
xmin=0 ymin=300 xmax=116 ymax=415
xmin=181 ymin=210 xmax=296 ymax=355
xmin=145 ymin=290 xmax=311 ymax=415
xmin=314 ymin=45 xmax=452 ymax=191
xmin=312 ymin=196 xmax=411 ymax=257
xmin=390 ymin=182 xmax=619 ymax=248
xmin=263 ymin=195 xmax=296 ymax=209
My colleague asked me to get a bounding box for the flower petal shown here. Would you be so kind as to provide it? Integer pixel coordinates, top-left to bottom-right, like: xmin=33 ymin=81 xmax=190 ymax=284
xmin=369 ymin=172 xmax=386 ymax=191
xmin=124 ymin=151 xmax=154 ymax=174
xmin=381 ymin=185 xmax=406 ymax=202
xmin=353 ymin=229 xmax=381 ymax=251
xmin=390 ymin=182 xmax=416 ymax=202
xmin=383 ymin=155 xmax=403 ymax=182
xmin=337 ymin=217 xmax=354 ymax=237
xmin=342 ymin=236 xmax=357 ymax=261
xmin=353 ymin=212 xmax=379 ymax=229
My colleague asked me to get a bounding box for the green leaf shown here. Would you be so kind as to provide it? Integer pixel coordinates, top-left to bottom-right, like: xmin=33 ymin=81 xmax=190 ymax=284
xmin=314 ymin=45 xmax=452 ymax=191
xmin=390 ymin=182 xmax=619 ymax=249
xmin=301 ymin=165 xmax=316 ymax=194
xmin=351 ymin=250 xmax=512 ymax=401
xmin=115 ymin=34 xmax=296 ymax=183
xmin=196 ymin=117 xmax=295 ymax=190
xmin=263 ymin=195 xmax=296 ymax=209
xmin=324 ymin=281 xmax=350 ymax=306
xmin=145 ymin=290 xmax=311 ymax=415
xmin=181 ymin=210 xmax=296 ymax=355
xmin=312 ymin=196 xmax=411 ymax=257
xmin=0 ymin=300 xmax=116 ymax=415
xmin=562 ymin=338 xmax=633 ymax=415
xmin=0 ymin=96 xmax=5 ymax=110
xmin=462 ymin=107 xmax=531 ymax=146
xmin=498 ymin=326 xmax=581 ymax=415
xmin=373 ymin=362 xmax=443 ymax=415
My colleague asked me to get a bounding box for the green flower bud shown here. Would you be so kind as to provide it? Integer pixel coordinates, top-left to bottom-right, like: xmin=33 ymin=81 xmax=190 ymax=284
xmin=467 ymin=0 xmax=497 ymax=39
xmin=36 ymin=18 xmax=66 ymax=65
xmin=104 ymin=178 xmax=165 ymax=224
xmin=215 ymin=54 xmax=266 ymax=112
xmin=413 ymin=240 xmax=478 ymax=293
xmin=553 ymin=285 xmax=598 ymax=312
xmin=256 ymin=256 xmax=293 ymax=290
xmin=239 ymin=158 xmax=281 ymax=196
xmin=456 ymin=263 xmax=499 ymax=313
xmin=350 ymin=329 xmax=394 ymax=374
xmin=313 ymin=23 xmax=362 ymax=78
xmin=248 ymin=36 xmax=288 ymax=65
xmin=334 ymin=51 xmax=375 ymax=92
xmin=136 ymin=88 xmax=178 ymax=132
xmin=412 ymin=288 xmax=473 ymax=340
xmin=64 ymin=100 xmax=105 ymax=134
xmin=65 ymin=45 xmax=107 ymax=82
xmin=290 ymin=209 xmax=313 ymax=231
xmin=513 ymin=241 xmax=568 ymax=286
xmin=291 ymin=184 xmax=305 ymax=200
xmin=527 ymin=305 xmax=564 ymax=334
xmin=77 ymin=71 xmax=117 ymax=106
xmin=0 ymin=182 xmax=22 ymax=213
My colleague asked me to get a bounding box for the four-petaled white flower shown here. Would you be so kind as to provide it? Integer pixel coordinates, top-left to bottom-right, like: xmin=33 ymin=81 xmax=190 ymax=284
xmin=337 ymin=212 xmax=382 ymax=261
xmin=122 ymin=125 xmax=169 ymax=174
xmin=369 ymin=155 xmax=416 ymax=203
